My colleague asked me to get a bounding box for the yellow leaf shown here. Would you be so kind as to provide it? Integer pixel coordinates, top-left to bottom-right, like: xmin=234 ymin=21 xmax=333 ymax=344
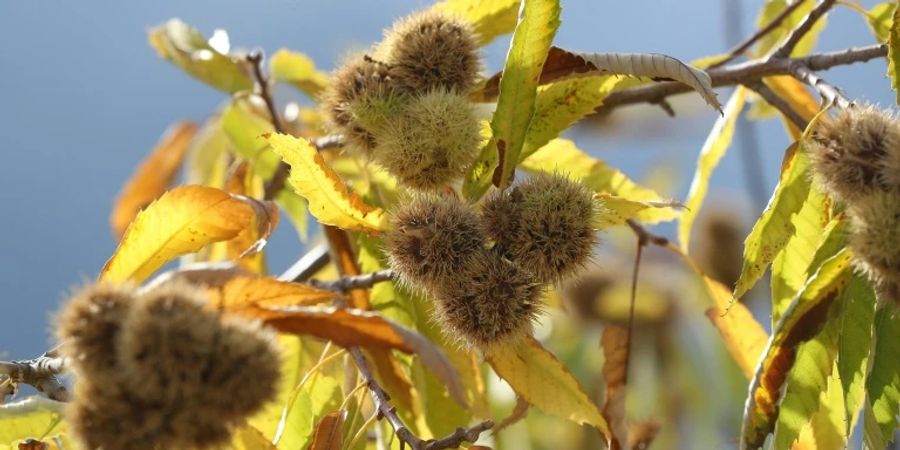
xmin=432 ymin=0 xmax=521 ymax=46
xmin=0 ymin=397 xmax=66 ymax=449
xmin=761 ymin=75 xmax=819 ymax=139
xmin=269 ymin=49 xmax=329 ymax=99
xmin=148 ymin=19 xmax=253 ymax=93
xmin=208 ymin=161 xmax=272 ymax=273
xmin=266 ymin=133 xmax=387 ymax=232
xmin=100 ymin=185 xmax=263 ymax=283
xmin=110 ymin=122 xmax=197 ymax=240
xmin=485 ymin=337 xmax=611 ymax=440
xmin=865 ymin=2 xmax=894 ymax=43
xmin=522 ymin=139 xmax=680 ymax=224
xmin=230 ymin=425 xmax=277 ymax=450
xmin=464 ymin=0 xmax=560 ymax=197
xmin=678 ymin=86 xmax=747 ymax=251
xmin=703 ymin=277 xmax=769 ymax=379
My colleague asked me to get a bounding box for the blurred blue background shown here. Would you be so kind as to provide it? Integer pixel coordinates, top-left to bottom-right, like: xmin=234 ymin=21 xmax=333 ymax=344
xmin=0 ymin=0 xmax=890 ymax=363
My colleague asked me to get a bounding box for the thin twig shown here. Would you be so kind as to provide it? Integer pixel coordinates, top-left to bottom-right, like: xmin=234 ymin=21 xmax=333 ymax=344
xmin=790 ymin=63 xmax=853 ymax=109
xmin=279 ymin=244 xmax=332 ymax=282
xmin=247 ymin=50 xmax=291 ymax=201
xmin=625 ymin=219 xmax=670 ymax=248
xmin=710 ymin=0 xmax=806 ymax=69
xmin=0 ymin=349 xmax=69 ymax=402
xmin=769 ymin=0 xmax=837 ymax=60
xmin=348 ymin=347 xmax=493 ymax=450
xmin=595 ymin=44 xmax=884 ymax=113
xmin=624 ymin=231 xmax=645 ymax=388
xmin=743 ymin=80 xmax=810 ymax=130
xmin=309 ymin=270 xmax=395 ymax=293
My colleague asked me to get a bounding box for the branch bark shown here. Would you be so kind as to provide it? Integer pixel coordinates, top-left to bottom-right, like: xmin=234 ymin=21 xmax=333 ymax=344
xmin=348 ymin=347 xmax=492 ymax=450
xmin=743 ymin=80 xmax=810 ymax=130
xmin=710 ymin=0 xmax=805 ymax=69
xmin=309 ymin=270 xmax=395 ymax=293
xmin=769 ymin=0 xmax=836 ymax=60
xmin=0 ymin=348 xmax=69 ymax=402
xmin=595 ymin=44 xmax=884 ymax=114
xmin=791 ymin=63 xmax=853 ymax=109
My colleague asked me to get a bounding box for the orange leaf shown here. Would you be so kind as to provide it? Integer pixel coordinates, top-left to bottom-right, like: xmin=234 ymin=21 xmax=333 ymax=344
xmin=100 ymin=185 xmax=271 ymax=283
xmin=235 ymin=305 xmax=466 ymax=406
xmin=703 ymin=277 xmax=769 ymax=379
xmin=307 ymin=411 xmax=346 ymax=450
xmin=208 ymin=275 xmax=342 ymax=310
xmin=110 ymin=122 xmax=197 ymax=239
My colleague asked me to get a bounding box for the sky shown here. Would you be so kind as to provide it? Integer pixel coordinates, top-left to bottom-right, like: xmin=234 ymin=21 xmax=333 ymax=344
xmin=0 ymin=0 xmax=891 ymax=359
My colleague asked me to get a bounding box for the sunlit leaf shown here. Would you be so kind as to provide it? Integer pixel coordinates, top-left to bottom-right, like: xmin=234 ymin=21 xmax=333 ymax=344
xmin=149 ymin=19 xmax=253 ymax=93
xmin=0 ymin=398 xmax=66 ymax=449
xmin=273 ymin=348 xmax=343 ymax=450
xmin=835 ymin=275 xmax=876 ymax=436
xmin=678 ymin=87 xmax=747 ymax=251
xmin=235 ymin=305 xmax=465 ymax=406
xmin=270 ymin=49 xmax=329 ymax=99
xmin=485 ymin=337 xmax=611 ymax=440
xmin=773 ymin=309 xmax=839 ymax=450
xmin=464 ymin=0 xmax=560 ymax=197
xmin=184 ymin=116 xmax=231 ymax=188
xmin=794 ymin=361 xmax=848 ymax=450
xmin=866 ymin=2 xmax=895 ymax=43
xmin=521 ymin=139 xmax=680 ymax=224
xmin=110 ymin=122 xmax=197 ymax=240
xmin=888 ymin=4 xmax=900 ymax=104
xmin=432 ymin=0 xmax=521 ymax=46
xmin=741 ymin=249 xmax=853 ymax=450
xmin=208 ymin=161 xmax=271 ymax=273
xmin=307 ymin=411 xmax=346 ymax=450
xmin=267 ymin=133 xmax=387 ymax=232
xmin=230 ymin=425 xmax=277 ymax=450
xmin=864 ymin=305 xmax=900 ymax=448
xmin=734 ymin=107 xmax=828 ymax=299
xmin=770 ymin=207 xmax=840 ymax=322
xmin=100 ymin=185 xmax=273 ymax=283
xmin=207 ymin=275 xmax=342 ymax=310
xmin=222 ymin=95 xmax=280 ymax=179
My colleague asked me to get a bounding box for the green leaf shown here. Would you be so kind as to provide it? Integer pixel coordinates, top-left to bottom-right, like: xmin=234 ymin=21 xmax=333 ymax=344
xmin=741 ymin=249 xmax=854 ymax=450
xmin=149 ymin=19 xmax=253 ymax=94
xmin=773 ymin=309 xmax=839 ymax=450
xmin=432 ymin=0 xmax=521 ymax=46
xmin=270 ymin=49 xmax=329 ymax=98
xmin=519 ymin=75 xmax=622 ymax=161
xmin=678 ymin=87 xmax=747 ymax=252
xmin=771 ymin=211 xmax=844 ymax=322
xmin=222 ymin=95 xmax=280 ymax=179
xmin=836 ymin=275 xmax=877 ymax=436
xmin=520 ymin=139 xmax=679 ymax=224
xmin=888 ymin=4 xmax=900 ymax=104
xmin=463 ymin=0 xmax=561 ymax=199
xmin=733 ymin=105 xmax=829 ymax=299
xmin=0 ymin=397 xmax=67 ymax=448
xmin=866 ymin=2 xmax=895 ymax=43
xmin=864 ymin=306 xmax=900 ymax=448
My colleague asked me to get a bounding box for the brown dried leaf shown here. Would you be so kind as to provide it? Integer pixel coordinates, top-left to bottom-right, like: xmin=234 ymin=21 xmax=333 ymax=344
xmin=477 ymin=47 xmax=598 ymax=101
xmin=110 ymin=122 xmax=197 ymax=239
xmin=601 ymin=325 xmax=630 ymax=450
xmin=307 ymin=411 xmax=346 ymax=450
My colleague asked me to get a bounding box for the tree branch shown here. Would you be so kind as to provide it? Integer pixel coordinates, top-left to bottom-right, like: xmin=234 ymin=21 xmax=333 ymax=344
xmin=769 ymin=0 xmax=836 ymax=60
xmin=279 ymin=244 xmax=332 ymax=282
xmin=743 ymin=80 xmax=809 ymax=130
xmin=309 ymin=270 xmax=395 ymax=293
xmin=710 ymin=0 xmax=806 ymax=69
xmin=595 ymin=44 xmax=884 ymax=114
xmin=348 ymin=347 xmax=492 ymax=450
xmin=0 ymin=348 xmax=69 ymax=402
xmin=790 ymin=63 xmax=853 ymax=109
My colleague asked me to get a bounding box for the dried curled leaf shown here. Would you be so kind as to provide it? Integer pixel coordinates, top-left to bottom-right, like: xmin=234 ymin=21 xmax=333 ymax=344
xmin=576 ymin=51 xmax=722 ymax=113
xmin=266 ymin=133 xmax=387 ymax=232
xmin=110 ymin=122 xmax=197 ymax=240
xmin=601 ymin=326 xmax=630 ymax=450
xmin=100 ymin=185 xmax=275 ymax=284
xmin=307 ymin=411 xmax=346 ymax=450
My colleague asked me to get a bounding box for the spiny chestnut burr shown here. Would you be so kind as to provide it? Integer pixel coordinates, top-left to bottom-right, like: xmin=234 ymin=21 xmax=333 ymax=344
xmin=806 ymin=105 xmax=900 ymax=202
xmin=117 ymin=280 xmax=280 ymax=423
xmin=55 ymin=283 xmax=134 ymax=386
xmin=378 ymin=10 xmax=480 ymax=94
xmin=481 ymin=172 xmax=600 ymax=284
xmin=847 ymin=192 xmax=900 ymax=306
xmin=431 ymin=254 xmax=543 ymax=349
xmin=385 ymin=194 xmax=486 ymax=290
xmin=373 ymin=88 xmax=481 ymax=190
xmin=322 ymin=54 xmax=402 ymax=152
